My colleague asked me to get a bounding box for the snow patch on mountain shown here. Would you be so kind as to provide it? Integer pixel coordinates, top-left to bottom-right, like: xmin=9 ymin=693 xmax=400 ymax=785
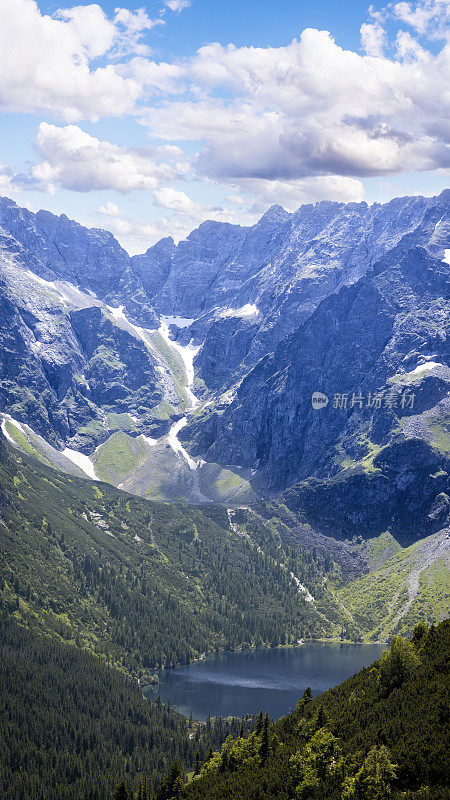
xmin=140 ymin=434 xmax=158 ymax=447
xmin=221 ymin=303 xmax=259 ymax=318
xmin=107 ymin=304 xmax=127 ymax=321
xmin=162 ymin=315 xmax=195 ymax=328
xmin=411 ymin=361 xmax=445 ymax=375
xmin=1 ymin=415 xmax=25 ymax=444
xmin=167 ymin=417 xmax=198 ymax=470
xmin=155 ymin=317 xmax=202 ymax=470
xmin=106 ymin=306 xmax=157 ymax=353
xmin=101 ymin=306 xmax=202 ymax=470
xmin=26 ymin=270 xmax=102 ymax=311
xmin=159 ymin=317 xmax=201 ymax=409
xmin=62 ymin=447 xmax=97 ymax=480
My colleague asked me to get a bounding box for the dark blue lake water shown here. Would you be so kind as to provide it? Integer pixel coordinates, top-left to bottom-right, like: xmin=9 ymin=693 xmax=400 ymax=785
xmin=144 ymin=644 xmax=384 ymax=721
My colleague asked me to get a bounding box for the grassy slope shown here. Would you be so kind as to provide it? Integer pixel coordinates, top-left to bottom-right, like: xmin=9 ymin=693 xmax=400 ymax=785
xmin=93 ymin=431 xmax=150 ymax=484
xmin=335 ymin=529 xmax=450 ymax=640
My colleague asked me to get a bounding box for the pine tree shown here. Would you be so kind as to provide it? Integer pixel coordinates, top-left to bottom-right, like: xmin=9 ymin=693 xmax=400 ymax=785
xmin=194 ymin=751 xmax=200 ymax=776
xmin=317 ymin=706 xmax=328 ymax=727
xmin=219 ymin=748 xmax=229 ymax=773
xmin=259 ymin=714 xmax=270 ymax=763
xmin=255 ymin=710 xmax=264 ymax=734
xmin=155 ymin=761 xmax=183 ymax=800
xmin=297 ymin=686 xmax=312 ymax=712
xmin=114 ymin=782 xmax=128 ymax=800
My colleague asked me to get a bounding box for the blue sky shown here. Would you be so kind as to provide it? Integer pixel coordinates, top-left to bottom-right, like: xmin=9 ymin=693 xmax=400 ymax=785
xmin=0 ymin=0 xmax=449 ymax=253
xmin=40 ymin=0 xmax=380 ymax=54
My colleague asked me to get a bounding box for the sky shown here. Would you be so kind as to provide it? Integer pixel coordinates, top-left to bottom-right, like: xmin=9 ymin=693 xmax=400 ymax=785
xmin=0 ymin=0 xmax=449 ymax=254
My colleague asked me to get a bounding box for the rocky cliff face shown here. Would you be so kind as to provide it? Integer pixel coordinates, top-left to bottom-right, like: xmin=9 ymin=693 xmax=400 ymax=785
xmin=0 ymin=191 xmax=448 ymax=540
xmin=183 ymin=243 xmax=449 ymax=538
xmin=141 ymin=190 xmax=450 ymax=396
xmin=0 ymin=197 xmax=157 ymax=327
xmin=0 ymin=224 xmax=168 ymax=450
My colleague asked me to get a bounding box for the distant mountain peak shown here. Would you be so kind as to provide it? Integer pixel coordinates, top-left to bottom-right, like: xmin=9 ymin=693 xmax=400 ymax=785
xmin=257 ymin=204 xmax=290 ymax=224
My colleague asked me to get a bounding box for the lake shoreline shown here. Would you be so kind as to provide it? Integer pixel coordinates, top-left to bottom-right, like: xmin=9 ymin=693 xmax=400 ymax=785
xmin=139 ymin=638 xmax=387 ymax=688
xmin=144 ymin=642 xmax=385 ymax=723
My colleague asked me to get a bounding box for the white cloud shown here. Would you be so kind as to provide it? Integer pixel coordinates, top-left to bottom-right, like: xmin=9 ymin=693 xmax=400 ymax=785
xmin=114 ymin=7 xmax=159 ymax=35
xmin=55 ymin=4 xmax=116 ymax=58
xmin=1 ymin=0 xmax=449 ymax=226
xmin=100 ymin=214 xmax=164 ymax=254
xmin=393 ymin=1 xmax=450 ymax=35
xmin=112 ymin=7 xmax=164 ymax=57
xmin=0 ymin=166 xmax=17 ymax=195
xmin=137 ymin=22 xmax=450 ymax=185
xmin=233 ymin=176 xmax=365 ymax=211
xmin=164 ymin=0 xmax=192 ymax=13
xmin=226 ymin=195 xmax=246 ymax=206
xmin=124 ymin=57 xmax=186 ymax=95
xmin=98 ymin=201 xmax=122 ymax=216
xmin=394 ymin=1 xmax=430 ymax=32
xmin=0 ymin=0 xmax=158 ymax=120
xmin=96 ymin=192 xmax=254 ymax=254
xmin=98 ymin=208 xmax=209 ymax=254
xmin=154 ymin=187 xmax=196 ymax=212
xmin=360 ymin=22 xmax=386 ymax=56
xmin=395 ymin=30 xmax=429 ymax=60
xmin=33 ymin=123 xmax=178 ymax=193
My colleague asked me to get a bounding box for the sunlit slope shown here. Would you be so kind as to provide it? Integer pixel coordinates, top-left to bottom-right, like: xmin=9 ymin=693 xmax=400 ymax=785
xmin=335 ymin=528 xmax=450 ymax=640
xmin=182 ymin=621 xmax=450 ymax=800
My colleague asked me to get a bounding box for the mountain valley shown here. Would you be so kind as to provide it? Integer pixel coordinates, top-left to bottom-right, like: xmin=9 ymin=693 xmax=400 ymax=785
xmin=0 ymin=188 xmax=449 ymax=800
xmin=0 ymin=191 xmax=449 ymax=646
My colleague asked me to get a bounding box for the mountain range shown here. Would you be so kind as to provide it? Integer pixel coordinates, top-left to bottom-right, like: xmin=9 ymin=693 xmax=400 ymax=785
xmin=0 ymin=190 xmax=449 ymax=641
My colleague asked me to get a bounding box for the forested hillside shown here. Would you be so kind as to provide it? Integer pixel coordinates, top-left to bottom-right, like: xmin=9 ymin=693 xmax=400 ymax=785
xmin=0 ymin=614 xmax=256 ymax=800
xmin=179 ymin=621 xmax=450 ymax=800
xmin=0 ymin=437 xmax=338 ymax=676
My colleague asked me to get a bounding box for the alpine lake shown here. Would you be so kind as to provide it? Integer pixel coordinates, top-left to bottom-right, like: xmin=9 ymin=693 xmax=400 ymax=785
xmin=144 ymin=643 xmax=384 ymax=721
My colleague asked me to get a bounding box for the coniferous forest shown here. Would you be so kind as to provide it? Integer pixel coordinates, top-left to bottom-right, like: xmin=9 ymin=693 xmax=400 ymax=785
xmin=0 ymin=440 xmax=338 ymax=679
xmin=0 ymin=613 xmax=257 ymax=800
xmin=2 ymin=611 xmax=448 ymax=800
xmin=165 ymin=621 xmax=450 ymax=800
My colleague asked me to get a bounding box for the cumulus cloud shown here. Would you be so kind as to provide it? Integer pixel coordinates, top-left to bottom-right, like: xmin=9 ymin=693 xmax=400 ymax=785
xmin=55 ymin=4 xmax=116 ymax=58
xmin=98 ymin=201 xmax=122 ymax=216
xmin=360 ymin=22 xmax=386 ymax=56
xmin=0 ymin=166 xmax=17 ymax=195
xmin=99 ymin=200 xmax=245 ymax=254
xmin=137 ymin=21 xmax=450 ymax=185
xmin=98 ymin=213 xmax=166 ymax=254
xmin=124 ymin=57 xmax=185 ymax=96
xmin=112 ymin=7 xmax=164 ymax=56
xmin=1 ymin=0 xmax=449 ymax=221
xmin=32 ymin=123 xmax=180 ymax=193
xmin=0 ymin=0 xmax=159 ymax=120
xmin=232 ymin=176 xmax=365 ymax=211
xmin=395 ymin=30 xmax=429 ymax=60
xmin=154 ymin=187 xmax=196 ymax=212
